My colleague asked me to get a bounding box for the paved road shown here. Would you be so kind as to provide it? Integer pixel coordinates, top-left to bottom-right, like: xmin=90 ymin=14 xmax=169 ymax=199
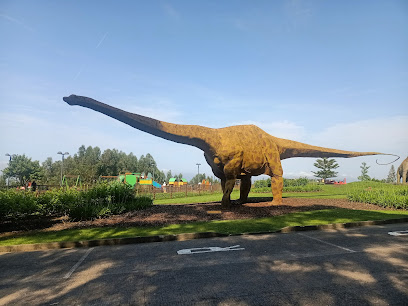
xmin=1 ymin=223 xmax=407 ymax=305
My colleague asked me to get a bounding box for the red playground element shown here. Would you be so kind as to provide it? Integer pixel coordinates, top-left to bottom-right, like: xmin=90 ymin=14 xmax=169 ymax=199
xmin=334 ymin=178 xmax=347 ymax=185
xmin=325 ymin=178 xmax=347 ymax=185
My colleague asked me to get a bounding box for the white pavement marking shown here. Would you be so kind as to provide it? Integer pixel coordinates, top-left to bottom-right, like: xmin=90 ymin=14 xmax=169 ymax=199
xmin=63 ymin=247 xmax=94 ymax=279
xmin=177 ymin=245 xmax=245 ymax=255
xmin=298 ymin=233 xmax=356 ymax=253
xmin=388 ymin=230 xmax=408 ymax=236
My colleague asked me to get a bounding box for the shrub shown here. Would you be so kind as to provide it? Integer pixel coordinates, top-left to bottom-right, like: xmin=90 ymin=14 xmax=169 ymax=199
xmin=0 ymin=182 xmax=153 ymax=220
xmin=251 ymin=185 xmax=322 ymax=193
xmin=67 ymin=183 xmax=153 ymax=220
xmin=0 ymin=189 xmax=38 ymax=218
xmin=284 ymin=177 xmax=310 ymax=187
xmin=254 ymin=179 xmax=271 ymax=188
xmin=347 ymin=183 xmax=408 ymax=209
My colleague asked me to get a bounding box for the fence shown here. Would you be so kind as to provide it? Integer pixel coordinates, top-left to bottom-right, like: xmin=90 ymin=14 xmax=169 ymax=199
xmin=135 ymin=183 xmax=223 ymax=199
xmin=0 ymin=183 xmax=226 ymax=200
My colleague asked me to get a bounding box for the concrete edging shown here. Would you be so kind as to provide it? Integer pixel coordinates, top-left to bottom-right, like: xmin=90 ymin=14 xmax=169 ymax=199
xmin=1 ymin=217 xmax=408 ymax=253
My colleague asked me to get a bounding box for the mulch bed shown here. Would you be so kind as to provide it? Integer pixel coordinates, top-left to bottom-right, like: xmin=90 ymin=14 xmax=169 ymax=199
xmin=0 ymin=197 xmax=398 ymax=238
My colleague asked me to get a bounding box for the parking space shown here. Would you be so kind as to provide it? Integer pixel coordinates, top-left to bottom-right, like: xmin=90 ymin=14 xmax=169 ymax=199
xmin=1 ymin=223 xmax=407 ymax=305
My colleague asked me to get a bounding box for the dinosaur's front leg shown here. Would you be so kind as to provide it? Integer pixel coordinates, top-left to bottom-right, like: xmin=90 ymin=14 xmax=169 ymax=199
xmin=221 ymin=179 xmax=226 ymax=192
xmin=220 ymin=156 xmax=242 ymax=208
xmin=221 ymin=178 xmax=235 ymax=208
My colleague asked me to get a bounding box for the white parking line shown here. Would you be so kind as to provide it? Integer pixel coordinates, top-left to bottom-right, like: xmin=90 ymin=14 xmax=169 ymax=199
xmin=298 ymin=233 xmax=356 ymax=253
xmin=63 ymin=247 xmax=94 ymax=279
xmin=177 ymin=245 xmax=245 ymax=255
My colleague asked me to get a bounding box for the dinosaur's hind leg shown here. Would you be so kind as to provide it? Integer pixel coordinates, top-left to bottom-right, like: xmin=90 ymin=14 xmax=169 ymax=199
xmin=265 ymin=154 xmax=283 ymax=205
xmin=239 ymin=175 xmax=251 ymax=204
xmin=270 ymin=175 xmax=283 ymax=205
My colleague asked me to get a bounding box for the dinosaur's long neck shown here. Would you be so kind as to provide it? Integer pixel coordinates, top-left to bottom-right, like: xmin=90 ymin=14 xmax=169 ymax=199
xmin=63 ymin=95 xmax=216 ymax=152
xmin=275 ymin=137 xmax=383 ymax=159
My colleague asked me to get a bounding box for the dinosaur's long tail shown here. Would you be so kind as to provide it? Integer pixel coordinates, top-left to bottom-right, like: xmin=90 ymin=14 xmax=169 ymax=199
xmin=63 ymin=95 xmax=215 ymax=151
xmin=276 ymin=137 xmax=399 ymax=164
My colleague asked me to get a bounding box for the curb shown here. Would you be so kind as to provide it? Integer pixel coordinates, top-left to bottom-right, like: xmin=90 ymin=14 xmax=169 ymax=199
xmin=1 ymin=217 xmax=408 ymax=253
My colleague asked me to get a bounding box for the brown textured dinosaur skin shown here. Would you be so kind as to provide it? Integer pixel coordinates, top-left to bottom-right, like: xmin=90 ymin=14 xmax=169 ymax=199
xmin=397 ymin=156 xmax=408 ymax=184
xmin=63 ymin=94 xmax=387 ymax=207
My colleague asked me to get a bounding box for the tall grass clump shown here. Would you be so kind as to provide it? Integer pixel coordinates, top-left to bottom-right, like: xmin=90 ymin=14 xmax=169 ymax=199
xmin=347 ymin=182 xmax=408 ymax=209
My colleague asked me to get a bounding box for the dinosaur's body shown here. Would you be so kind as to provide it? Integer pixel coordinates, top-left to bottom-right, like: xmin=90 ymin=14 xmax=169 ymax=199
xmin=63 ymin=95 xmax=388 ymax=207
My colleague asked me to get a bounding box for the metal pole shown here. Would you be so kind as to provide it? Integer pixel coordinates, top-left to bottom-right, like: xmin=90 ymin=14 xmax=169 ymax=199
xmin=150 ymin=162 xmax=155 ymax=181
xmin=5 ymin=153 xmax=11 ymax=187
xmin=196 ymin=163 xmax=201 ymax=180
xmin=58 ymin=151 xmax=69 ymax=186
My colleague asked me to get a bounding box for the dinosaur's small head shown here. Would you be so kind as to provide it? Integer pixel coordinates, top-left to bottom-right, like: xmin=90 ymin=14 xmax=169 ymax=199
xmin=63 ymin=95 xmax=80 ymax=106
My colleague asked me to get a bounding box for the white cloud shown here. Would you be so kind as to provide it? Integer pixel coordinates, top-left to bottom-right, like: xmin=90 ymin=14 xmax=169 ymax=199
xmin=0 ymin=13 xmax=35 ymax=32
xmin=309 ymin=116 xmax=408 ymax=155
xmin=280 ymin=116 xmax=408 ymax=181
xmin=162 ymin=3 xmax=181 ymax=20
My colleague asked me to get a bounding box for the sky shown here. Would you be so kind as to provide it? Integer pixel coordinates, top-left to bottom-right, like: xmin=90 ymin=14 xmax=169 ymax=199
xmin=1 ymin=0 xmax=407 ymax=182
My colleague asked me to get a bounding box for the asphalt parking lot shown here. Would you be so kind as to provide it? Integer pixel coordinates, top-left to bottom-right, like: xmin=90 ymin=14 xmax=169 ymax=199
xmin=1 ymin=223 xmax=407 ymax=305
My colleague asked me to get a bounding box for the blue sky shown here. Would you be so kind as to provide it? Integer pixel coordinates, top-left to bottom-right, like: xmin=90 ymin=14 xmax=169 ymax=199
xmin=1 ymin=0 xmax=407 ymax=182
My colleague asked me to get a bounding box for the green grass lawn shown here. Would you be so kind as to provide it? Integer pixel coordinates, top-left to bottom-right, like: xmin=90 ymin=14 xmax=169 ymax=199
xmin=2 ymin=184 xmax=407 ymax=247
xmin=1 ymin=208 xmax=408 ymax=246
xmin=153 ymin=185 xmax=349 ymax=205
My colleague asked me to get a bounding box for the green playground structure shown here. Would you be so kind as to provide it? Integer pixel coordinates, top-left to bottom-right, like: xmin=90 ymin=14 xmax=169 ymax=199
xmin=61 ymin=175 xmax=82 ymax=188
xmin=168 ymin=177 xmax=188 ymax=187
xmin=117 ymin=172 xmax=162 ymax=189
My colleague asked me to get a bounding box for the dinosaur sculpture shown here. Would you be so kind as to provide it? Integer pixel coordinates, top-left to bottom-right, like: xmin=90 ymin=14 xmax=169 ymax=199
xmin=397 ymin=156 xmax=408 ymax=184
xmin=63 ymin=95 xmax=394 ymax=207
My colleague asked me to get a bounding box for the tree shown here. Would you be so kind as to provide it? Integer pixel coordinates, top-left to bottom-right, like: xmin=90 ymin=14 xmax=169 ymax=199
xmin=0 ymin=174 xmax=6 ymax=186
xmin=99 ymin=149 xmax=120 ymax=176
xmin=312 ymin=157 xmax=339 ymax=180
xmin=358 ymin=162 xmax=371 ymax=181
xmin=174 ymin=173 xmax=184 ymax=181
xmin=41 ymin=157 xmax=61 ymax=184
xmin=386 ymin=165 xmax=396 ymax=183
xmin=70 ymin=145 xmax=101 ymax=182
xmin=118 ymin=152 xmax=138 ymax=173
xmin=2 ymin=154 xmax=43 ymax=185
xmin=165 ymin=170 xmax=173 ymax=183
xmin=190 ymin=173 xmax=219 ymax=184
xmin=190 ymin=173 xmax=207 ymax=185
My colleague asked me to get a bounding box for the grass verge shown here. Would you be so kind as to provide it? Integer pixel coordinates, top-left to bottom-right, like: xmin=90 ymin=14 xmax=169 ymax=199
xmin=153 ymin=185 xmax=349 ymax=205
xmin=1 ymin=209 xmax=408 ymax=246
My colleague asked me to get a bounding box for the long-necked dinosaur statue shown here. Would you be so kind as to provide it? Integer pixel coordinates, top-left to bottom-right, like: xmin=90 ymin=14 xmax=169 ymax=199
xmin=63 ymin=94 xmax=395 ymax=208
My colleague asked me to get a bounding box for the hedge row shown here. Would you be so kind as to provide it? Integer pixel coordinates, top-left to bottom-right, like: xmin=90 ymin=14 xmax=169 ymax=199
xmin=254 ymin=177 xmax=312 ymax=189
xmin=0 ymin=182 xmax=153 ymax=220
xmin=251 ymin=184 xmax=322 ymax=193
xmin=347 ymin=184 xmax=408 ymax=209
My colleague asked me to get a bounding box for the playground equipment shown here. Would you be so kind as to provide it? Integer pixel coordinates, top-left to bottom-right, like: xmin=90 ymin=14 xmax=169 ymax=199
xmin=100 ymin=176 xmax=118 ymax=181
xmin=119 ymin=172 xmax=162 ymax=189
xmin=201 ymin=179 xmax=211 ymax=186
xmin=62 ymin=175 xmax=82 ymax=188
xmin=169 ymin=177 xmax=188 ymax=187
xmin=325 ymin=178 xmax=347 ymax=185
xmin=334 ymin=178 xmax=347 ymax=185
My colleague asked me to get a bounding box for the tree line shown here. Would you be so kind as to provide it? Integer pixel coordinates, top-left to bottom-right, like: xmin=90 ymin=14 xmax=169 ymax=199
xmin=1 ymin=145 xmax=217 ymax=186
xmin=312 ymin=157 xmax=397 ymax=183
xmin=5 ymin=152 xmax=396 ymax=187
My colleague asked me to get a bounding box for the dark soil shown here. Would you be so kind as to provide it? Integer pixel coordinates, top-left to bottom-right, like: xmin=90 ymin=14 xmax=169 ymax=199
xmin=0 ymin=197 xmax=399 ymax=238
